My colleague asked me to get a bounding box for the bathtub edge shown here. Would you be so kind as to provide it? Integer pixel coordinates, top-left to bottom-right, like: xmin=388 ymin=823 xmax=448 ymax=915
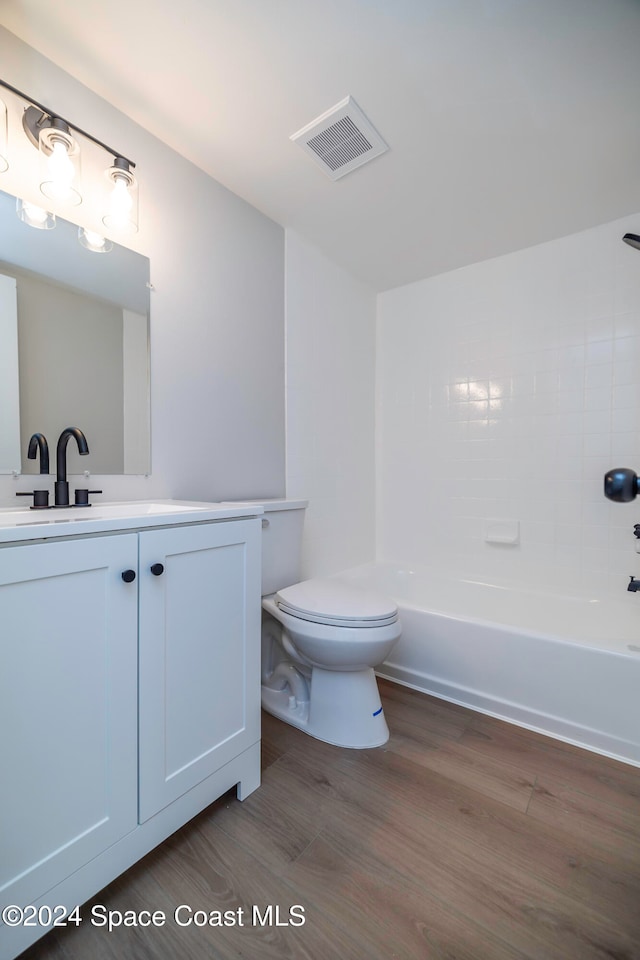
xmin=376 ymin=665 xmax=640 ymax=769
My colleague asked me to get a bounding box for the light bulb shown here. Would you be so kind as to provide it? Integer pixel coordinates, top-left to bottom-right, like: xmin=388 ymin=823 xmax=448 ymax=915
xmin=39 ymin=121 xmax=81 ymax=205
xmin=22 ymin=201 xmax=49 ymax=225
xmin=47 ymin=139 xmax=75 ymax=195
xmin=103 ymin=158 xmax=138 ymax=234
xmin=109 ymin=176 xmax=133 ymax=227
xmin=84 ymin=230 xmax=106 ymax=248
xmin=16 ymin=199 xmax=55 ymax=230
xmin=78 ymin=227 xmax=112 ymax=253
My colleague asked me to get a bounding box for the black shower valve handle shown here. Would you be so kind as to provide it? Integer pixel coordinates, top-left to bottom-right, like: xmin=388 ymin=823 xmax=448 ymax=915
xmin=634 ymin=524 xmax=640 ymax=540
xmin=604 ymin=468 xmax=640 ymax=503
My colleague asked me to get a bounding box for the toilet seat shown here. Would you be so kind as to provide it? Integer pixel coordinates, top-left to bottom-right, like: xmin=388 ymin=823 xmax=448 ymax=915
xmin=276 ymin=577 xmax=398 ymax=629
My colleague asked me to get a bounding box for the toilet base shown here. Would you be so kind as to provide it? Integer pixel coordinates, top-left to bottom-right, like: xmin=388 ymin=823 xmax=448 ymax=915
xmin=262 ymin=666 xmax=389 ymax=749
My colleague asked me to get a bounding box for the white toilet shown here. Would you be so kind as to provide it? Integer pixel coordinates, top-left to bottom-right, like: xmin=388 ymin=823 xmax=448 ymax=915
xmin=237 ymin=499 xmax=401 ymax=748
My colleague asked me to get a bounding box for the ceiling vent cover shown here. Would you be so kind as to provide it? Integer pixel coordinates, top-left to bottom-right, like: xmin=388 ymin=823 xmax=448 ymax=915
xmin=290 ymin=96 xmax=388 ymax=181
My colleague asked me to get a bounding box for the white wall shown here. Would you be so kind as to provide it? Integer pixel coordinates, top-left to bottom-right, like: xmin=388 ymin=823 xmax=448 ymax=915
xmin=15 ymin=270 xmax=124 ymax=474
xmin=377 ymin=214 xmax=640 ymax=596
xmin=0 ymin=28 xmax=285 ymax=506
xmin=285 ymin=231 xmax=376 ymax=578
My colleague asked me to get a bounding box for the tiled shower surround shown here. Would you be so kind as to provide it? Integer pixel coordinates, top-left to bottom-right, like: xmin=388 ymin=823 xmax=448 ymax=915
xmin=377 ymin=213 xmax=640 ymax=596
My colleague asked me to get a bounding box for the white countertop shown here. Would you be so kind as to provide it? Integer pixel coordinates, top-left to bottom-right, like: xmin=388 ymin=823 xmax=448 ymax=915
xmin=0 ymin=500 xmax=263 ymax=544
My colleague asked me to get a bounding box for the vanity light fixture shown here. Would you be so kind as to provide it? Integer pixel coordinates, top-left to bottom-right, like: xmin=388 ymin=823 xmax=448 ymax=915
xmin=0 ymin=77 xmax=139 ymax=247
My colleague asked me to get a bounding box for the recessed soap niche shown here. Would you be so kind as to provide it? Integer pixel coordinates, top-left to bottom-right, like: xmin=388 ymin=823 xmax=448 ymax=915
xmin=484 ymin=519 xmax=520 ymax=545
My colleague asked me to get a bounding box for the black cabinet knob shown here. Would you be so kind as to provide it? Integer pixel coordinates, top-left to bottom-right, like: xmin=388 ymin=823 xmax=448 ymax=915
xmin=121 ymin=569 xmax=136 ymax=583
xmin=150 ymin=563 xmax=164 ymax=576
xmin=604 ymin=468 xmax=640 ymax=502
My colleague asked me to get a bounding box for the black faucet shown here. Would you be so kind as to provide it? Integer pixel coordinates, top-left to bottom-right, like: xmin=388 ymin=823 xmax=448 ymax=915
xmin=15 ymin=432 xmax=52 ymax=508
xmin=628 ymin=577 xmax=640 ymax=593
xmin=55 ymin=427 xmax=89 ymax=507
xmin=27 ymin=432 xmax=50 ymax=474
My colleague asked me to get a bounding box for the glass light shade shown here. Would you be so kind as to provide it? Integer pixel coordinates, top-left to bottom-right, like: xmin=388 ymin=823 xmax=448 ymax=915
xmin=102 ymin=158 xmax=138 ymax=234
xmin=39 ymin=119 xmax=82 ymax=206
xmin=16 ymin=197 xmax=55 ymax=230
xmin=0 ymin=98 xmax=8 ymax=173
xmin=78 ymin=226 xmax=113 ymax=253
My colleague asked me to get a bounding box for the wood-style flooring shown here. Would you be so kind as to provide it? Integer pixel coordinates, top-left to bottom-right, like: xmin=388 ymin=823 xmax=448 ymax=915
xmin=22 ymin=679 xmax=640 ymax=960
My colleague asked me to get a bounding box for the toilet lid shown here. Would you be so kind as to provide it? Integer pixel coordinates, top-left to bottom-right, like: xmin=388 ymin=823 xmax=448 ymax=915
xmin=276 ymin=578 xmax=398 ymax=627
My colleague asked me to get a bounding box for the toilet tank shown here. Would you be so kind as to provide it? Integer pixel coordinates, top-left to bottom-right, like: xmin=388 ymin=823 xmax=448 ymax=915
xmin=220 ymin=498 xmax=308 ymax=596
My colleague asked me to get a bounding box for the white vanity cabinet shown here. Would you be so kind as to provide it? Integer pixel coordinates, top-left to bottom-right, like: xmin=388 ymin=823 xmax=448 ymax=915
xmin=138 ymin=520 xmax=261 ymax=820
xmin=0 ymin=504 xmax=261 ymax=960
xmin=0 ymin=534 xmax=139 ymax=911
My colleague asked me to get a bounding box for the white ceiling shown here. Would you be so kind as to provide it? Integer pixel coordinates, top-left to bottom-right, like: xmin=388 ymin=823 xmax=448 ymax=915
xmin=2 ymin=0 xmax=640 ymax=292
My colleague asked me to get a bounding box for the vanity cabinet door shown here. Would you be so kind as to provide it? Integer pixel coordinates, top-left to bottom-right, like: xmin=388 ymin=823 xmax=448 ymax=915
xmin=0 ymin=534 xmax=138 ymax=910
xmin=138 ymin=519 xmax=261 ymax=822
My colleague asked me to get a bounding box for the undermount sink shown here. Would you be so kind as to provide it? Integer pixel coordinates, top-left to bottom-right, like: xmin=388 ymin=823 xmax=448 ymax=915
xmin=0 ymin=499 xmax=263 ymax=543
xmin=0 ymin=500 xmax=209 ymax=524
xmin=54 ymin=501 xmax=209 ymax=518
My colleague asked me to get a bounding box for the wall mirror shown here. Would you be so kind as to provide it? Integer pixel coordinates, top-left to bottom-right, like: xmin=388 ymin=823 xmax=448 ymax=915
xmin=0 ymin=188 xmax=150 ymax=475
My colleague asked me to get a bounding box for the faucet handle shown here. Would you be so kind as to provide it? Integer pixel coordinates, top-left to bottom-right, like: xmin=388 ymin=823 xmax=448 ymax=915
xmin=16 ymin=490 xmax=50 ymax=509
xmin=74 ymin=488 xmax=103 ymax=507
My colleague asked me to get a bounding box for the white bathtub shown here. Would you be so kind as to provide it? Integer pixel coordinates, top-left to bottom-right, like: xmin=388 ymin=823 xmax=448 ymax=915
xmin=332 ymin=562 xmax=640 ymax=766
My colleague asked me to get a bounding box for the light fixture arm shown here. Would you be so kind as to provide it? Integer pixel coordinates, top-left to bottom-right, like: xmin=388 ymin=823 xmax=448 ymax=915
xmin=0 ymin=77 xmax=135 ymax=169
